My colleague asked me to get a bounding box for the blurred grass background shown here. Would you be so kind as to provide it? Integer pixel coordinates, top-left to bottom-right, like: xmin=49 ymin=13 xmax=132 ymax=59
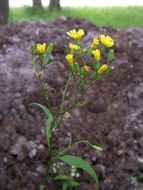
xmin=9 ymin=6 xmax=143 ymax=29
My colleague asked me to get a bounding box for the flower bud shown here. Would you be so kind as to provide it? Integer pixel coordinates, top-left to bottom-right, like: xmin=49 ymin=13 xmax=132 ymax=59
xmin=82 ymin=65 xmax=91 ymax=72
xmin=37 ymin=43 xmax=46 ymax=54
xmin=98 ymin=64 xmax=108 ymax=74
xmin=65 ymin=54 xmax=74 ymax=64
xmin=92 ymin=49 xmax=100 ymax=61
xmin=91 ymin=38 xmax=99 ymax=48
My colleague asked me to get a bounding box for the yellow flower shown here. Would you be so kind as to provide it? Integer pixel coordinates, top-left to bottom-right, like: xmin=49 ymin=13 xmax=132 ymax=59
xmin=91 ymin=38 xmax=99 ymax=48
xmin=99 ymin=35 xmax=114 ymax=48
xmin=65 ymin=54 xmax=74 ymax=64
xmin=67 ymin=29 xmax=85 ymax=40
xmin=69 ymin=43 xmax=80 ymax=51
xmin=37 ymin=43 xmax=46 ymax=54
xmin=92 ymin=49 xmax=100 ymax=61
xmin=98 ymin=64 xmax=108 ymax=74
xmin=83 ymin=65 xmax=92 ymax=72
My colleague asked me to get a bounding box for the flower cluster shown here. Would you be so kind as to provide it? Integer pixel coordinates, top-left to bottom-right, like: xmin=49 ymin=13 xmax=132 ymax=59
xmin=31 ymin=29 xmax=115 ymax=86
xmin=65 ymin=29 xmax=115 ymax=81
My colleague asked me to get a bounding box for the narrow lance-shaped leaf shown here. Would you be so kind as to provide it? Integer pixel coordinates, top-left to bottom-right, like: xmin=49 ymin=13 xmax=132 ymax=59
xmin=38 ymin=53 xmax=44 ymax=63
xmin=74 ymin=62 xmax=80 ymax=73
xmin=88 ymin=143 xmax=103 ymax=152
xmin=30 ymin=43 xmax=35 ymax=55
xmin=63 ymin=46 xmax=68 ymax=54
xmin=107 ymin=49 xmax=114 ymax=62
xmin=71 ymin=140 xmax=103 ymax=153
xmin=58 ymin=155 xmax=99 ymax=186
xmin=106 ymin=66 xmax=114 ymax=76
xmin=45 ymin=116 xmax=53 ymax=148
xmin=94 ymin=61 xmax=100 ymax=70
xmin=46 ymin=43 xmax=54 ymax=54
xmin=31 ymin=103 xmax=53 ymax=148
xmin=46 ymin=55 xmax=53 ymax=64
xmin=31 ymin=103 xmax=53 ymax=118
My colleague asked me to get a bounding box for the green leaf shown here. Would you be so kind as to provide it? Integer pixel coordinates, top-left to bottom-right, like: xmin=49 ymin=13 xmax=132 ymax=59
xmin=82 ymin=141 xmax=103 ymax=152
xmin=38 ymin=53 xmax=44 ymax=63
xmin=71 ymin=180 xmax=80 ymax=187
xmin=45 ymin=116 xmax=53 ymax=147
xmin=87 ymin=48 xmax=92 ymax=57
xmin=30 ymin=43 xmax=35 ymax=55
xmin=31 ymin=103 xmax=52 ymax=118
xmin=79 ymin=69 xmax=85 ymax=78
xmin=40 ymin=185 xmax=45 ymax=190
xmin=106 ymin=66 xmax=114 ymax=76
xmin=93 ymin=61 xmax=100 ymax=70
xmin=63 ymin=183 xmax=68 ymax=190
xmin=89 ymin=144 xmax=103 ymax=152
xmin=107 ymin=49 xmax=114 ymax=62
xmin=74 ymin=62 xmax=80 ymax=72
xmin=46 ymin=43 xmax=54 ymax=54
xmin=63 ymin=46 xmax=68 ymax=54
xmin=55 ymin=175 xmax=69 ymax=181
xmin=90 ymin=72 xmax=99 ymax=80
xmin=137 ymin=172 xmax=143 ymax=183
xmin=55 ymin=174 xmax=80 ymax=188
xmin=31 ymin=103 xmax=53 ymax=147
xmin=68 ymin=64 xmax=74 ymax=74
xmin=46 ymin=56 xmax=53 ymax=64
xmin=58 ymin=155 xmax=99 ymax=186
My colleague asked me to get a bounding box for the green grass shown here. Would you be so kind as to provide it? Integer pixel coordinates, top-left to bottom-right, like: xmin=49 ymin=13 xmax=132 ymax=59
xmin=9 ymin=6 xmax=143 ymax=29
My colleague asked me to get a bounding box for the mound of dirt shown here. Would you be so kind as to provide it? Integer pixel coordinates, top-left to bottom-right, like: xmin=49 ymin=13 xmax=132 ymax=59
xmin=0 ymin=17 xmax=143 ymax=190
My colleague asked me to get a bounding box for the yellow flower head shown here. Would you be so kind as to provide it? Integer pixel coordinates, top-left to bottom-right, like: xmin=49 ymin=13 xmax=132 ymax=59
xmin=65 ymin=54 xmax=74 ymax=65
xmin=99 ymin=35 xmax=114 ymax=48
xmin=37 ymin=43 xmax=46 ymax=54
xmin=69 ymin=43 xmax=80 ymax=51
xmin=83 ymin=65 xmax=92 ymax=72
xmin=98 ymin=64 xmax=108 ymax=74
xmin=92 ymin=49 xmax=101 ymax=61
xmin=67 ymin=29 xmax=85 ymax=41
xmin=91 ymin=38 xmax=99 ymax=48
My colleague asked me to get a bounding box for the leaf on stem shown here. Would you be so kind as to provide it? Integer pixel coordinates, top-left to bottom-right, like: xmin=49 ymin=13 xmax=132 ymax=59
xmin=89 ymin=144 xmax=103 ymax=152
xmin=46 ymin=43 xmax=54 ymax=54
xmin=90 ymin=72 xmax=99 ymax=80
xmin=31 ymin=103 xmax=53 ymax=148
xmin=30 ymin=43 xmax=35 ymax=55
xmin=45 ymin=116 xmax=53 ymax=148
xmin=58 ymin=155 xmax=99 ymax=186
xmin=106 ymin=66 xmax=114 ymax=76
xmin=94 ymin=61 xmax=100 ymax=70
xmin=107 ymin=49 xmax=114 ymax=62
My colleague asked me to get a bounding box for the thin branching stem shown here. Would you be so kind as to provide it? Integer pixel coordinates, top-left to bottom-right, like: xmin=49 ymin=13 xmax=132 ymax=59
xmin=54 ymin=140 xmax=89 ymax=159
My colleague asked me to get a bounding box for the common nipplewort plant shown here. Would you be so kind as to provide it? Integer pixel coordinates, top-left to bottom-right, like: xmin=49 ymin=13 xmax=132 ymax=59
xmin=30 ymin=29 xmax=115 ymax=190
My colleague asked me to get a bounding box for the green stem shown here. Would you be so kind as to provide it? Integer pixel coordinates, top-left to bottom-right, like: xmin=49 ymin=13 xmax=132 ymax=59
xmin=53 ymin=73 xmax=72 ymax=128
xmin=40 ymin=136 xmax=53 ymax=190
xmin=32 ymin=55 xmax=53 ymax=113
xmin=54 ymin=140 xmax=89 ymax=159
xmin=60 ymin=73 xmax=72 ymax=113
xmin=73 ymin=79 xmax=82 ymax=103
xmin=38 ymin=77 xmax=52 ymax=113
xmin=85 ymin=80 xmax=96 ymax=91
xmin=53 ymin=78 xmax=83 ymax=122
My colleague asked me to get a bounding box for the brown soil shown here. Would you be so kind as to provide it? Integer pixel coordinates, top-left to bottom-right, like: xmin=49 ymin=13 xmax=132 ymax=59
xmin=0 ymin=17 xmax=143 ymax=190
